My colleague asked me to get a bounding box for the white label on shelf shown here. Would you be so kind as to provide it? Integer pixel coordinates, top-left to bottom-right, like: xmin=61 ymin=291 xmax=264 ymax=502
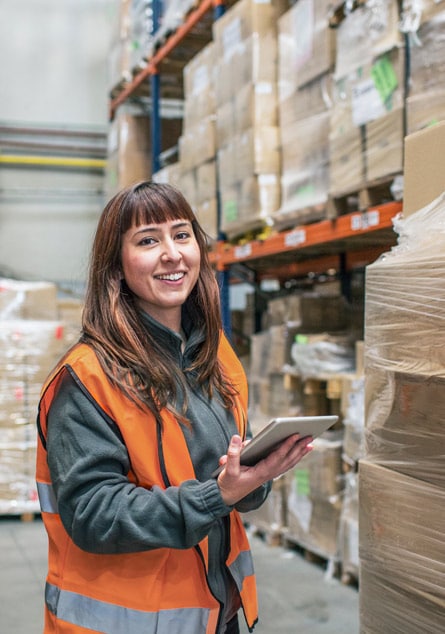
xmin=367 ymin=209 xmax=380 ymax=226
xmin=234 ymin=244 xmax=252 ymax=259
xmin=285 ymin=229 xmax=306 ymax=247
xmin=350 ymin=210 xmax=380 ymax=231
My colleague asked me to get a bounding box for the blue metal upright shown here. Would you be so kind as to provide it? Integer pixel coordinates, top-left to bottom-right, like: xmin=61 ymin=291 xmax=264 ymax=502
xmin=151 ymin=0 xmax=163 ymax=174
xmin=213 ymin=0 xmax=231 ymax=338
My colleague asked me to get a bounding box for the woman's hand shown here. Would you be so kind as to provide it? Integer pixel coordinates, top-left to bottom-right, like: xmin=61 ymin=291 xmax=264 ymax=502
xmin=217 ymin=434 xmax=313 ymax=506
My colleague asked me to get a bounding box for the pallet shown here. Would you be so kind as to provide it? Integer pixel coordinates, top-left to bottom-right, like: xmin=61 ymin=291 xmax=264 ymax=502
xmin=327 ymin=173 xmax=402 ymax=218
xmin=272 ymin=202 xmax=329 ymax=233
xmin=281 ymin=533 xmax=342 ymax=579
xmin=340 ymin=567 xmax=359 ymax=588
xmin=0 ymin=511 xmax=41 ymax=523
xmin=245 ymin=522 xmax=284 ymax=548
xmin=224 ymin=220 xmax=275 ymax=245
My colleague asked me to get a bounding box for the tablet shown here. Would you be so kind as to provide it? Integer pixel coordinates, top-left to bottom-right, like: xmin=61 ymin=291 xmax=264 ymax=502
xmin=212 ymin=415 xmax=338 ymax=477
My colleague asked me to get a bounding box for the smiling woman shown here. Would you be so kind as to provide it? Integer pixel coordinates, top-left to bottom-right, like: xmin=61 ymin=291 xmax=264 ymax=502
xmin=121 ymin=218 xmax=201 ymax=332
xmin=35 ymin=181 xmax=313 ymax=634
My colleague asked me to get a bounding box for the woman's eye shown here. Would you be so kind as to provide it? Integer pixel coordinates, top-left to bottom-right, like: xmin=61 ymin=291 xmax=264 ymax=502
xmin=175 ymin=231 xmax=190 ymax=241
xmin=139 ymin=236 xmax=156 ymax=246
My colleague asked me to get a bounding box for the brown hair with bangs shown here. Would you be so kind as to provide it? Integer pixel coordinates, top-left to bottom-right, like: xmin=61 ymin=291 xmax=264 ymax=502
xmin=81 ymin=181 xmax=235 ymax=421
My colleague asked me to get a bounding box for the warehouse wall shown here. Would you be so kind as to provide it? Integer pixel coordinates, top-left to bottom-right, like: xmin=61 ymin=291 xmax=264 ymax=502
xmin=0 ymin=0 xmax=118 ymax=125
xmin=0 ymin=0 xmax=119 ymax=287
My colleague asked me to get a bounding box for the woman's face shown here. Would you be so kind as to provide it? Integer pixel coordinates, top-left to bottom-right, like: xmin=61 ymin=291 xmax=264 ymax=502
xmin=121 ymin=218 xmax=201 ymax=332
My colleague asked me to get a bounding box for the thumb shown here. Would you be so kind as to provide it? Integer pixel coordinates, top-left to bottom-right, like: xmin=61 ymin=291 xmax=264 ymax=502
xmin=227 ymin=435 xmax=242 ymax=457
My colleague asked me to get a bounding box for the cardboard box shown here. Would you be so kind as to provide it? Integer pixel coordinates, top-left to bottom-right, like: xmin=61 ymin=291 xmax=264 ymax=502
xmin=152 ymin=161 xmax=182 ymax=188
xmin=196 ymin=159 xmax=217 ymax=204
xmin=359 ymin=460 xmax=445 ymax=633
xmin=216 ymin=101 xmax=236 ymax=147
xmin=365 ymin=107 xmax=404 ymax=181
xmin=278 ymin=0 xmax=335 ymax=94
xmin=217 ymin=140 xmax=238 ymax=189
xmin=195 ymin=198 xmax=218 ymax=241
xmin=406 ymin=88 xmax=445 ymax=135
xmin=278 ymin=72 xmax=333 ymax=126
xmin=239 ymin=173 xmax=281 ymax=221
xmin=178 ymin=116 xmax=216 ymax=171
xmin=0 ymin=279 xmax=58 ymax=321
xmin=402 ymin=119 xmax=445 ymax=216
xmin=408 ymin=13 xmax=445 ymax=95
xmin=334 ymin=0 xmax=402 ymax=78
xmin=278 ymin=111 xmax=330 ymax=218
xmin=235 ymin=126 xmax=280 ymax=181
xmin=365 ymin=369 xmax=445 ymax=488
xmin=235 ymin=82 xmax=278 ymax=133
xmin=329 ymin=127 xmax=365 ymax=197
xmin=212 ymin=0 xmax=287 ymax=58
xmin=183 ymin=41 xmax=216 ymax=100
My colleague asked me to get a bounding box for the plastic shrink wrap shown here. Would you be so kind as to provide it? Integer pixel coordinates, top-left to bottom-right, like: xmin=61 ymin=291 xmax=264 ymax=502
xmin=0 ymin=279 xmax=76 ymax=514
xmin=360 ymin=193 xmax=445 ymax=632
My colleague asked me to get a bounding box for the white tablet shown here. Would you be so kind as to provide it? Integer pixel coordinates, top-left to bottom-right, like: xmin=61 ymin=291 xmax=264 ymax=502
xmin=212 ymin=415 xmax=338 ymax=477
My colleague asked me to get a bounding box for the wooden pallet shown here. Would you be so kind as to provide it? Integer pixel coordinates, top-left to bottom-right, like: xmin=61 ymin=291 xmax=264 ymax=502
xmin=340 ymin=566 xmax=360 ymax=588
xmin=281 ymin=533 xmax=342 ymax=579
xmin=327 ymin=173 xmax=402 ymax=218
xmin=272 ymin=202 xmax=329 ymax=233
xmin=244 ymin=521 xmax=284 ymax=548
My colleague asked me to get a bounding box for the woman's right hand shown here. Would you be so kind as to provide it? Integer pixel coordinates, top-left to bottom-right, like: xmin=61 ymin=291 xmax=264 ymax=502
xmin=216 ymin=433 xmax=313 ymax=506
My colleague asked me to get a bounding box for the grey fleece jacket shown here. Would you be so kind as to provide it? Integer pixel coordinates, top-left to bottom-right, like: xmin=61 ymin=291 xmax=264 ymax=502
xmin=46 ymin=310 xmax=270 ymax=631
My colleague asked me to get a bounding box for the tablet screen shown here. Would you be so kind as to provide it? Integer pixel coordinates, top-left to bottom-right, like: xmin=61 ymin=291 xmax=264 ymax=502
xmin=212 ymin=415 xmax=338 ymax=477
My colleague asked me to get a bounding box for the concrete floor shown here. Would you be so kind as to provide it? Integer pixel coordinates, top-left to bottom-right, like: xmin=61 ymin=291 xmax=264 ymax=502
xmin=0 ymin=516 xmax=359 ymax=633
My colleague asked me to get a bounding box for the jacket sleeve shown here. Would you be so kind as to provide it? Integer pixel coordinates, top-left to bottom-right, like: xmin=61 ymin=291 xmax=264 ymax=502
xmin=46 ymin=372 xmax=233 ymax=554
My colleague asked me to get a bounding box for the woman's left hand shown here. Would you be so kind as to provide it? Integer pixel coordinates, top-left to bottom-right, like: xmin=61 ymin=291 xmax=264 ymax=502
xmin=216 ymin=434 xmax=312 ymax=506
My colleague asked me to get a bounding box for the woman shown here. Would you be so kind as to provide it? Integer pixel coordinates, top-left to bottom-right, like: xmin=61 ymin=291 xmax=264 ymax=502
xmin=36 ymin=181 xmax=313 ymax=634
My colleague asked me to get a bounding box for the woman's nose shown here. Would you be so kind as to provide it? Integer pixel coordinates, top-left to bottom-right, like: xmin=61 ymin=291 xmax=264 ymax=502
xmin=161 ymin=239 xmax=181 ymax=260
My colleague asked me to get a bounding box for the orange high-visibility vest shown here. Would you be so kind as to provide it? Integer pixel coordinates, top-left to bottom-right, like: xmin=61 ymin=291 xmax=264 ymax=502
xmin=36 ymin=332 xmax=258 ymax=634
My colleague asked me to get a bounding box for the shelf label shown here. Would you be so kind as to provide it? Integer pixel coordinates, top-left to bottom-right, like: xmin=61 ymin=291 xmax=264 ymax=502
xmin=234 ymin=244 xmax=252 ymax=259
xmin=285 ymin=228 xmax=307 ymax=247
xmin=350 ymin=210 xmax=380 ymax=231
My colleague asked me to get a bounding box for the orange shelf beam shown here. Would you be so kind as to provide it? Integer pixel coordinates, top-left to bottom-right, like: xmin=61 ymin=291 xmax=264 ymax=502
xmin=109 ymin=0 xmax=215 ymax=118
xmin=211 ymin=201 xmax=402 ymax=270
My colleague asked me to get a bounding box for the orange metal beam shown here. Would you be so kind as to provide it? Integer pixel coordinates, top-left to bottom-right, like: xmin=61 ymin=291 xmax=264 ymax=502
xmin=212 ymin=202 xmax=402 ymax=270
xmin=109 ymin=0 xmax=214 ymax=119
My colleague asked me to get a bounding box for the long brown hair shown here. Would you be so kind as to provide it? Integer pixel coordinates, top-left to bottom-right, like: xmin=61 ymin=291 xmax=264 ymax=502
xmin=81 ymin=181 xmax=234 ymax=421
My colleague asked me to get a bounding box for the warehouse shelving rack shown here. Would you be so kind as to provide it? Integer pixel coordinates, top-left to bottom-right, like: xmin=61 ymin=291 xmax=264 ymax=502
xmin=109 ymin=0 xmax=403 ymax=330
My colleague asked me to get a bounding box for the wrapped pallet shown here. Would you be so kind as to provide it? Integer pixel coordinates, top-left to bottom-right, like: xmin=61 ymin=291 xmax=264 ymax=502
xmin=213 ymin=0 xmax=286 ymax=238
xmin=405 ymin=10 xmax=445 ymax=133
xmin=275 ymin=0 xmax=335 ymax=226
xmin=361 ymin=131 xmax=445 ymax=630
xmin=330 ymin=0 xmax=405 ymax=197
xmin=0 ymin=280 xmax=71 ymax=514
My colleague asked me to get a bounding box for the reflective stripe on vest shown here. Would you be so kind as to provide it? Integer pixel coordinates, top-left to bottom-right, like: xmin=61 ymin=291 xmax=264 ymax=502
xmin=228 ymin=549 xmax=254 ymax=593
xmin=37 ymin=481 xmax=58 ymax=514
xmin=45 ymin=582 xmax=212 ymax=634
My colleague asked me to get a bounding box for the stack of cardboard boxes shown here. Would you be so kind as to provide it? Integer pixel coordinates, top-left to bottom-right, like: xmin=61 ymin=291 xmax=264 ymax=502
xmin=405 ymin=3 xmax=445 ymax=133
xmin=0 ymin=280 xmax=80 ymax=514
xmin=178 ymin=42 xmax=219 ymax=240
xmin=212 ymin=0 xmax=286 ymax=238
xmin=275 ymin=0 xmax=335 ymax=227
xmin=359 ymin=122 xmax=445 ymax=631
xmin=329 ymin=0 xmax=404 ymax=200
xmin=243 ymin=290 xmax=365 ymax=570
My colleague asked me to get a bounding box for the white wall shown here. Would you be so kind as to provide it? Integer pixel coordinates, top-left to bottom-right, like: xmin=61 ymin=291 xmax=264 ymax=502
xmin=0 ymin=0 xmax=118 ymax=126
xmin=0 ymin=0 xmax=119 ymax=287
